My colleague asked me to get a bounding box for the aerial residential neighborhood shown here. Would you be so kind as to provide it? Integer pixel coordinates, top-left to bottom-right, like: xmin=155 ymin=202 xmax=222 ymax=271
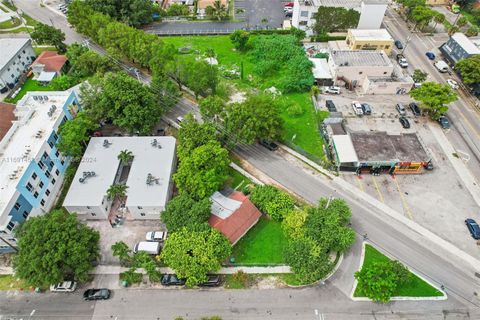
xmin=1 ymin=0 xmax=480 ymax=319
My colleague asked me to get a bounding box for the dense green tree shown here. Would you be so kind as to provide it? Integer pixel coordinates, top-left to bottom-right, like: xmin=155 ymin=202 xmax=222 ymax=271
xmin=281 ymin=208 xmax=308 ymax=239
xmin=456 ymin=55 xmax=480 ymax=85
xmin=412 ymin=69 xmax=428 ymax=83
xmin=72 ymin=50 xmax=119 ymax=77
xmin=250 ymin=185 xmax=295 ymax=221
xmin=313 ymin=6 xmax=360 ymax=35
xmin=161 ymin=194 xmax=212 ymax=232
xmin=177 ymin=114 xmax=218 ymax=159
xmin=411 ymin=6 xmax=435 ymax=30
xmin=117 ymin=149 xmax=134 ymax=165
xmin=410 ymin=82 xmax=458 ymax=119
xmin=107 ymin=184 xmax=129 ymax=200
xmin=66 ymin=43 xmax=89 ymax=64
xmin=165 ymin=57 xmax=189 ymax=90
xmin=183 ymin=59 xmax=219 ymax=98
xmin=355 ymin=260 xmax=412 ymax=303
xmin=57 ymin=113 xmax=99 ymax=158
xmin=433 ymin=12 xmax=445 ymax=31
xmin=230 ymin=30 xmax=250 ymax=51
xmin=13 ymin=210 xmax=100 ymax=287
xmin=174 ymin=141 xmax=230 ymax=200
xmin=205 ymin=0 xmax=228 ymax=21
xmin=150 ymin=72 xmax=180 ymax=111
xmin=31 ymin=23 xmax=67 ymax=53
xmin=111 ymin=241 xmax=132 ymax=265
xmin=166 ymin=3 xmax=190 ymax=16
xmin=224 ymin=95 xmax=283 ymax=144
xmin=85 ymin=0 xmax=154 ymax=27
xmin=199 ymin=95 xmax=226 ymax=121
xmin=49 ymin=75 xmax=81 ymax=91
xmin=133 ymin=252 xmax=161 ymax=282
xmin=161 ymin=228 xmax=231 ymax=286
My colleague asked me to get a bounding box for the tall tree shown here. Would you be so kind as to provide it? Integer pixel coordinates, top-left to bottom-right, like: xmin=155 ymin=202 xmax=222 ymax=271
xmin=412 ymin=69 xmax=428 ymax=83
xmin=224 ymin=94 xmax=283 ymax=144
xmin=456 ymin=55 xmax=480 ymax=85
xmin=409 ymin=82 xmax=458 ymax=119
xmin=31 ymin=23 xmax=67 ymax=53
xmin=410 ymin=6 xmax=435 ymax=31
xmin=230 ymin=30 xmax=250 ymax=51
xmin=183 ymin=59 xmax=219 ymax=98
xmin=13 ymin=210 xmax=100 ymax=287
xmin=199 ymin=95 xmax=226 ymax=121
xmin=205 ymin=0 xmax=228 ymax=21
xmin=107 ymin=183 xmax=129 ymax=201
xmin=117 ymin=149 xmax=134 ymax=165
xmin=161 ymin=228 xmax=231 ymax=286
xmin=177 ymin=114 xmax=218 ymax=159
xmin=57 ymin=113 xmax=99 ymax=158
xmin=313 ymin=6 xmax=360 ymax=35
xmin=84 ymin=0 xmax=154 ymax=27
xmin=174 ymin=141 xmax=230 ymax=200
xmin=161 ymin=194 xmax=212 ymax=232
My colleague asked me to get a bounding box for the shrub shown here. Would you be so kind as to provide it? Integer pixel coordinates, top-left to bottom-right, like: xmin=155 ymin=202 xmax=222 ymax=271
xmin=120 ymin=270 xmax=143 ymax=284
xmin=250 ymin=185 xmax=295 ymax=221
xmin=286 ymin=103 xmax=305 ymax=117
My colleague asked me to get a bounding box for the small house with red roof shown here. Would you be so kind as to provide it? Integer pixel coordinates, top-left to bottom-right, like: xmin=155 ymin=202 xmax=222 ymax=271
xmin=0 ymin=102 xmax=16 ymax=141
xmin=209 ymin=191 xmax=262 ymax=245
xmin=31 ymin=51 xmax=68 ymax=83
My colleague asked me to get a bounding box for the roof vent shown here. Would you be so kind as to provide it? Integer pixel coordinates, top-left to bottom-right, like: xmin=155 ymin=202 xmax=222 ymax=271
xmin=103 ymin=139 xmax=112 ymax=148
xmin=47 ymin=105 xmax=57 ymax=117
xmin=79 ymin=171 xmax=96 ymax=183
xmin=151 ymin=139 xmax=157 ymax=147
xmin=146 ymin=173 xmax=159 ymax=185
xmin=34 ymin=130 xmax=44 ymax=138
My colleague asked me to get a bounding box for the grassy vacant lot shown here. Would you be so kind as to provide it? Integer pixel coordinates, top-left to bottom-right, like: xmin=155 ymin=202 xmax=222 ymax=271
xmin=231 ymin=217 xmax=287 ymax=265
xmin=5 ymin=77 xmax=56 ymax=103
xmin=0 ymin=275 xmax=31 ymax=291
xmin=162 ymin=36 xmax=326 ymax=159
xmin=354 ymin=244 xmax=443 ymax=298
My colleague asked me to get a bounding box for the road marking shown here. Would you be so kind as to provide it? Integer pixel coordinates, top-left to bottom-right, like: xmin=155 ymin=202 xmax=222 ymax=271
xmin=393 ymin=177 xmax=413 ymax=220
xmin=30 ymin=309 xmax=36 ymax=316
xmin=355 ymin=175 xmax=365 ymax=192
xmin=456 ymin=149 xmax=471 ymax=163
xmin=371 ymin=176 xmax=385 ymax=203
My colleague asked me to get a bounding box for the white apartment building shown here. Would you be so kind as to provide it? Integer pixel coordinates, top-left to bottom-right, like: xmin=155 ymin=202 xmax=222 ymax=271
xmin=0 ymin=38 xmax=36 ymax=92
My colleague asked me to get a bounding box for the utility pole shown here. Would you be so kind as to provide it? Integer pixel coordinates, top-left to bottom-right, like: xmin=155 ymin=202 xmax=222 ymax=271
xmin=400 ymin=34 xmax=412 ymax=55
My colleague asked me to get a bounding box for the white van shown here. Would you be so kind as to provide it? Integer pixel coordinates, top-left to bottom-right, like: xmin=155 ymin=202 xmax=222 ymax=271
xmin=133 ymin=241 xmax=161 ymax=255
xmin=434 ymin=60 xmax=448 ymax=73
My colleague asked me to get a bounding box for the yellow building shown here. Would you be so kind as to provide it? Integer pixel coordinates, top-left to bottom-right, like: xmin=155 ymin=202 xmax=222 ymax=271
xmin=346 ymin=29 xmax=394 ymax=55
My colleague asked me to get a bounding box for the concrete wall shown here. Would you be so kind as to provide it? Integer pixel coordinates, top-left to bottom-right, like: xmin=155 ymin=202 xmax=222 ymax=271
xmin=358 ymin=2 xmax=387 ymax=29
xmin=330 ymin=60 xmax=393 ymax=84
xmin=361 ymin=77 xmax=413 ymax=95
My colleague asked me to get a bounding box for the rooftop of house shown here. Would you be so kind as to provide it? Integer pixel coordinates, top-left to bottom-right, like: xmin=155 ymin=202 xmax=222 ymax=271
xmin=197 ymin=0 xmax=227 ymax=9
xmin=330 ymin=50 xmax=392 ymax=67
xmin=63 ymin=136 xmax=176 ymax=208
xmin=32 ymin=51 xmax=68 ymax=73
xmin=348 ymin=28 xmax=393 ymax=41
xmin=0 ymin=91 xmax=75 ymax=218
xmin=451 ymin=33 xmax=480 ymax=55
xmin=0 ymin=102 xmax=16 ymax=141
xmin=309 ymin=58 xmax=332 ymax=79
xmin=0 ymin=38 xmax=31 ymax=71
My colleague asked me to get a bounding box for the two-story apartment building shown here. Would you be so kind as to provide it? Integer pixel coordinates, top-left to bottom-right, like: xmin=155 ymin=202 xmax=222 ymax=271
xmin=346 ymin=29 xmax=394 ymax=55
xmin=0 ymin=38 xmax=36 ymax=92
xmin=0 ymin=90 xmax=80 ymax=253
xmin=440 ymin=32 xmax=480 ymax=65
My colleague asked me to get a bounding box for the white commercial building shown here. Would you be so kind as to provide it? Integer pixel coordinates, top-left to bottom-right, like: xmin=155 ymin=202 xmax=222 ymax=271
xmin=0 ymin=38 xmax=36 ymax=91
xmin=291 ymin=0 xmax=388 ymax=37
xmin=0 ymin=90 xmax=81 ymax=253
xmin=63 ymin=137 xmax=177 ymax=220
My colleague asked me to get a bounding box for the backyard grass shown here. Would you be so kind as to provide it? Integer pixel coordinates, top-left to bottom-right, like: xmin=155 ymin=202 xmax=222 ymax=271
xmin=354 ymin=244 xmax=444 ymax=298
xmin=231 ymin=217 xmax=287 ymax=265
xmin=0 ymin=275 xmax=32 ymax=291
xmin=162 ymin=35 xmax=326 ymax=159
xmin=34 ymin=46 xmax=56 ymax=55
xmin=4 ymin=77 xmax=56 ymax=103
xmin=0 ymin=17 xmax=21 ymax=29
xmin=225 ymin=167 xmax=254 ymax=194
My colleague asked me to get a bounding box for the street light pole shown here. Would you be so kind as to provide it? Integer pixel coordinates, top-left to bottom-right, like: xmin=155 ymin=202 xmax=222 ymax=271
xmin=0 ymin=235 xmax=18 ymax=253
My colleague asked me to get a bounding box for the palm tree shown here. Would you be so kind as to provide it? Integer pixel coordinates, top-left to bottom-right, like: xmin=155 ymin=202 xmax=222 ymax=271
xmin=117 ymin=149 xmax=134 ymax=165
xmin=456 ymin=16 xmax=468 ymax=29
xmin=107 ymin=184 xmax=129 ymax=201
xmin=205 ymin=0 xmax=227 ymax=21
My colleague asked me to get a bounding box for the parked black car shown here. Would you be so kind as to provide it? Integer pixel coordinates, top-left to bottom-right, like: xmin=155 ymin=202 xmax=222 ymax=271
xmin=399 ymin=116 xmax=410 ymax=129
xmin=409 ymin=102 xmax=421 ymax=116
xmin=465 ymin=219 xmax=480 ymax=240
xmin=199 ymin=275 xmax=222 ymax=287
xmin=259 ymin=139 xmax=279 ymax=151
xmin=361 ymin=103 xmax=372 ymax=115
xmin=161 ymin=274 xmax=186 ymax=286
xmin=438 ymin=116 xmax=450 ymax=129
xmin=83 ymin=289 xmax=111 ymax=301
xmin=325 ymin=100 xmax=337 ymax=112
xmin=395 ymin=40 xmax=403 ymax=49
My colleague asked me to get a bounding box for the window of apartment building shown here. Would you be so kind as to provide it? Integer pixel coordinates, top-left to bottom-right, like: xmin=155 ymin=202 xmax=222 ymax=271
xmin=40 ymin=199 xmax=45 ymax=206
xmin=299 ymin=21 xmax=308 ymax=26
xmin=49 ymin=161 xmax=54 ymax=168
xmin=33 ymin=191 xmax=39 ymax=199
xmin=300 ymin=11 xmax=309 ymax=17
xmin=87 ymin=206 xmax=91 ymax=209
xmin=356 ymin=45 xmax=361 ymax=49
xmin=45 ymin=189 xmax=50 ymax=196
xmin=55 ymin=150 xmax=60 ymax=158
xmin=39 ymin=181 xmax=44 ymax=189
xmin=14 ymin=202 xmax=20 ymax=210
xmin=60 ymin=159 xmax=65 ymax=166
xmin=53 ymin=132 xmax=58 ymax=141
xmin=6 ymin=222 xmax=15 ymax=231
xmin=51 ymin=178 xmax=56 ymax=185
xmin=43 ymin=152 xmax=48 ymax=159
xmin=45 ymin=171 xmax=51 ymax=178
xmin=48 ymin=141 xmax=54 ymax=148
xmin=383 ymin=71 xmax=387 ymax=75
xmin=55 ymin=169 xmax=60 ymax=176
xmin=26 ymin=182 xmax=33 ymax=192
xmin=22 ymin=211 xmax=29 ymax=219
xmin=38 ymin=160 xmax=45 ymax=169
xmin=11 ymin=74 xmax=14 ymax=78
xmin=140 ymin=213 xmax=146 ymax=217
xmin=138 ymin=206 xmax=143 ymax=209
xmin=32 ymin=172 xmax=37 ymax=180
xmin=22 ymin=50 xmax=25 ymax=53
xmin=385 ymin=45 xmax=390 ymax=49
xmin=359 ymin=72 xmax=363 ymax=74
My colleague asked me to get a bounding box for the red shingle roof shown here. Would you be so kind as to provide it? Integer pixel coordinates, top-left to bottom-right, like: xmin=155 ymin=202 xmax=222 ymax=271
xmin=0 ymin=102 xmax=16 ymax=141
xmin=209 ymin=191 xmax=262 ymax=245
xmin=32 ymin=51 xmax=67 ymax=73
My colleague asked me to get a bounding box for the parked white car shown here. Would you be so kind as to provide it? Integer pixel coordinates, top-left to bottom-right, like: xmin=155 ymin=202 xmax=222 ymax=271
xmin=447 ymin=79 xmax=459 ymax=90
xmin=146 ymin=231 xmax=167 ymax=242
xmin=351 ymin=101 xmax=363 ymax=116
xmin=324 ymin=86 xmax=341 ymax=94
xmin=50 ymin=281 xmax=77 ymax=292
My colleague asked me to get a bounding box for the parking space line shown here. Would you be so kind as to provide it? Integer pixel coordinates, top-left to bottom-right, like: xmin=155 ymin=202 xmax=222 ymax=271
xmin=393 ymin=177 xmax=413 ymax=220
xmin=371 ymin=176 xmax=385 ymax=203
xmin=356 ymin=175 xmax=365 ymax=192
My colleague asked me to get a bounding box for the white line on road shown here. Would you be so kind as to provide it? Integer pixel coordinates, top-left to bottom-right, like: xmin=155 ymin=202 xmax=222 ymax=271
xmin=30 ymin=309 xmax=36 ymax=316
xmin=456 ymin=150 xmax=471 ymax=163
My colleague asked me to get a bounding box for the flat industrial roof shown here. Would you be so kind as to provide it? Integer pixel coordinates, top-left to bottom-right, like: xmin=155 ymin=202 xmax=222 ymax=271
xmin=0 ymin=91 xmax=74 ymax=222
xmin=350 ymin=132 xmax=429 ymax=162
xmin=309 ymin=58 xmax=332 ymax=79
xmin=332 ymin=135 xmax=358 ymax=163
xmin=0 ymin=38 xmax=30 ymax=71
xmin=451 ymin=33 xmax=480 ymax=54
xmin=349 ymin=29 xmax=393 ymax=41
xmin=63 ymin=136 xmax=176 ymax=208
xmin=331 ymin=50 xmax=392 ymax=67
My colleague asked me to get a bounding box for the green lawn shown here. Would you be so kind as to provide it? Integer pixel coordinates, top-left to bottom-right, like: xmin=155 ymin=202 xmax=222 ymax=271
xmin=34 ymin=46 xmax=56 ymax=55
xmin=354 ymin=244 xmax=443 ymax=298
xmin=4 ymin=77 xmax=56 ymax=103
xmin=0 ymin=17 xmax=21 ymax=29
xmin=161 ymin=35 xmax=327 ymax=159
xmin=231 ymin=217 xmax=287 ymax=265
xmin=0 ymin=275 xmax=32 ymax=291
xmin=225 ymin=167 xmax=253 ymax=194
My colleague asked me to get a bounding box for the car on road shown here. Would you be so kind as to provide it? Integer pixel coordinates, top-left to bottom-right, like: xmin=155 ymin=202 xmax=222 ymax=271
xmin=438 ymin=116 xmax=450 ymax=129
xmin=361 ymin=103 xmax=372 ymax=115
xmin=83 ymin=288 xmax=111 ymax=301
xmin=259 ymin=139 xmax=279 ymax=151
xmin=396 ymin=54 xmax=408 ymax=68
xmin=424 ymin=161 xmax=434 ymax=171
xmin=145 ymin=231 xmax=167 ymax=242
xmin=409 ymin=102 xmax=421 ymax=116
xmin=434 ymin=60 xmax=449 ymax=73
xmin=447 ymin=79 xmax=459 ymax=90
xmin=465 ymin=219 xmax=480 ymax=239
xmin=399 ymin=116 xmax=410 ymax=129
xmin=50 ymin=281 xmax=77 ymax=292
xmin=199 ymin=275 xmax=222 ymax=287
xmin=161 ymin=274 xmax=186 ymax=286
xmin=394 ymin=40 xmax=403 ymax=49
xmin=324 ymin=86 xmax=341 ymax=94
xmin=133 ymin=241 xmax=161 ymax=255
xmin=426 ymin=52 xmax=435 ymax=60
xmin=351 ymin=101 xmax=363 ymax=116
xmin=396 ymin=103 xmax=406 ymax=116
xmin=325 ymin=100 xmax=337 ymax=112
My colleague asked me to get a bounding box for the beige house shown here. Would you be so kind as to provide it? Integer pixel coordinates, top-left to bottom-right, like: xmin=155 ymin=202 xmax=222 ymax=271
xmin=197 ymin=0 xmax=228 ymax=18
xmin=346 ymin=29 xmax=394 ymax=55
